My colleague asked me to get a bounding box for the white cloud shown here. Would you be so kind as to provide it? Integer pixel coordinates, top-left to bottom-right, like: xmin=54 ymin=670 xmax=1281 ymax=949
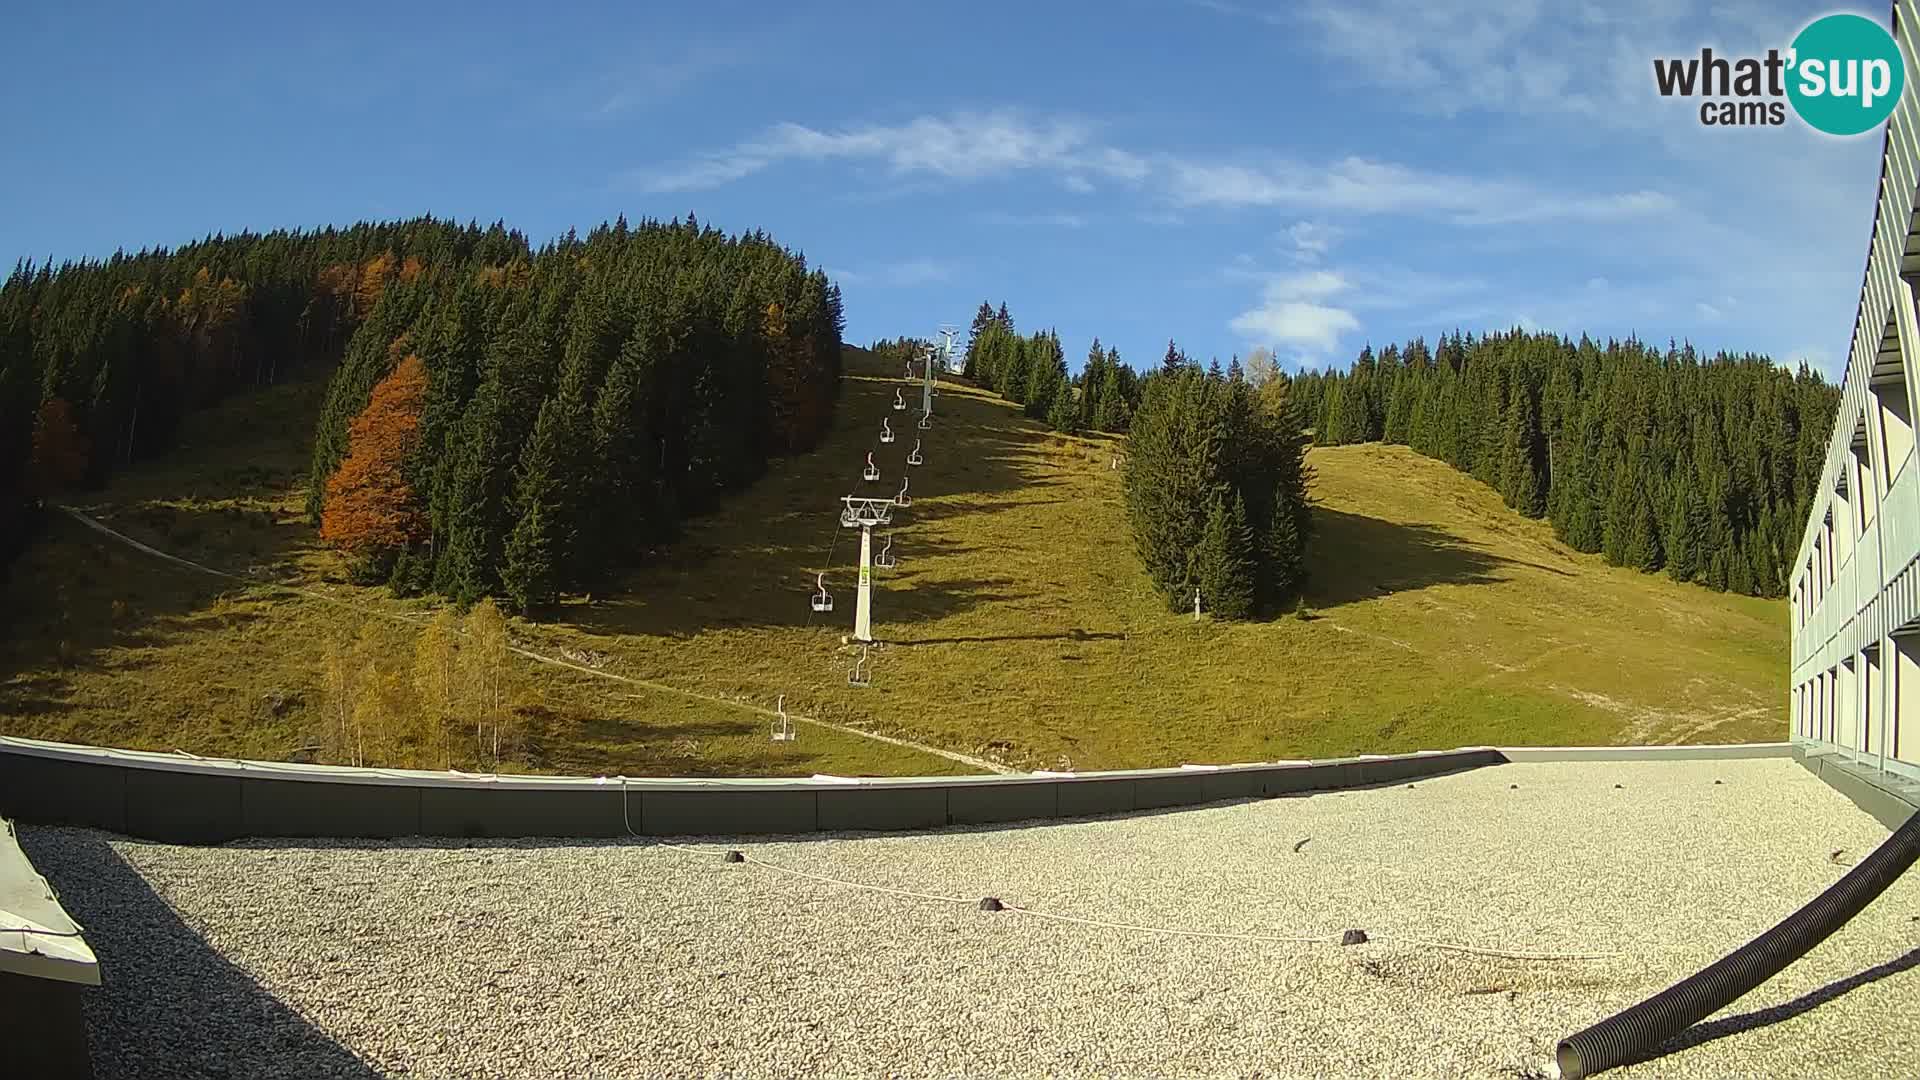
xmin=1227 ymin=261 xmax=1498 ymax=355
xmin=1286 ymin=220 xmax=1341 ymax=261
xmin=1696 ymin=301 xmax=1724 ymax=320
xmin=1229 ymin=269 xmax=1362 ymax=352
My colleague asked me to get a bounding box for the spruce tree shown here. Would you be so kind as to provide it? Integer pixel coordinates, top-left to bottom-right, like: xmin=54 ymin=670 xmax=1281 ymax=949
xmin=1047 ymin=373 xmax=1078 ymax=434
xmin=1498 ymin=384 xmax=1543 ymax=517
xmin=1194 ymin=494 xmax=1257 ymax=619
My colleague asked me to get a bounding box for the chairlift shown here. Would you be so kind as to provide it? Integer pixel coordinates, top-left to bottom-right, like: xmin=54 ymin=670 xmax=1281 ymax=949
xmin=772 ymin=694 xmax=796 ymax=742
xmin=840 ymin=498 xmax=860 ymax=527
xmin=848 ymin=646 xmax=872 ymax=688
xmin=893 ymin=388 xmax=907 ymax=411
xmin=917 ymin=409 xmax=931 ymax=430
xmin=863 ymin=452 xmax=880 ymax=482
xmin=894 ymin=476 xmax=912 ymax=508
xmin=875 ymin=533 xmax=897 ymax=570
xmin=811 ymin=572 xmax=833 ymax=613
xmin=907 ymin=439 xmax=923 ymax=467
xmin=880 ymin=417 xmax=895 ymax=444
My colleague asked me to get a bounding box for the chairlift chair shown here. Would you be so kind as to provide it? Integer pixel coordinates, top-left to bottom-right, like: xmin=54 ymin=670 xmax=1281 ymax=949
xmin=907 ymin=439 xmax=923 ymax=466
xmin=894 ymin=477 xmax=912 ymax=508
xmin=863 ymin=452 xmax=880 ymax=482
xmin=848 ymin=647 xmax=872 ymax=688
xmin=893 ymin=388 xmax=907 ymax=411
xmin=772 ymin=694 xmax=796 ymax=742
xmin=880 ymin=417 xmax=895 ymax=444
xmin=811 ymin=572 xmax=833 ymax=613
xmin=917 ymin=409 xmax=932 ymax=430
xmin=875 ymin=533 xmax=897 ymax=569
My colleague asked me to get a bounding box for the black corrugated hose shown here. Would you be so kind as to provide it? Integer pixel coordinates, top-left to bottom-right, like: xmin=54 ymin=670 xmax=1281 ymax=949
xmin=1556 ymin=809 xmax=1920 ymax=1079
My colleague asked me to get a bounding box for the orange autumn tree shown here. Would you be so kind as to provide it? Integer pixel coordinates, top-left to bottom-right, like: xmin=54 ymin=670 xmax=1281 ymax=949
xmin=321 ymin=354 xmax=429 ymax=562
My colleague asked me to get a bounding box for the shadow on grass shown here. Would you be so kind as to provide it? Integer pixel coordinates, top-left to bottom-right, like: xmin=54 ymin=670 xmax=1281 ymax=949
xmin=1302 ymin=507 xmax=1517 ymax=610
xmin=18 ymin=828 xmax=380 ymax=1079
xmin=562 ymin=375 xmax=1066 ymax=638
xmin=0 ymin=378 xmax=333 ymax=729
xmin=889 ymin=630 xmax=1127 ymax=647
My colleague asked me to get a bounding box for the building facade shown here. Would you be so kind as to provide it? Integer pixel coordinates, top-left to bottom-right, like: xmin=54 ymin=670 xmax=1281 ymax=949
xmin=1789 ymin=0 xmax=1920 ymax=784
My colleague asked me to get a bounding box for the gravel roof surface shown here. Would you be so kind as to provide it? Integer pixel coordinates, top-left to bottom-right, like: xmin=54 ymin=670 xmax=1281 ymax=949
xmin=19 ymin=758 xmax=1920 ymax=1079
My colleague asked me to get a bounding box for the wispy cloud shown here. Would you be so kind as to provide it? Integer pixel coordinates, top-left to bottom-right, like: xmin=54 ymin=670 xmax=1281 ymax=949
xmin=977 ymin=211 xmax=1088 ymax=228
xmin=824 ymin=258 xmax=953 ymax=288
xmin=595 ymin=42 xmax=745 ymax=115
xmin=629 ymin=110 xmax=1671 ymax=232
xmin=1167 ymin=156 xmax=1673 ymax=225
xmin=625 ymin=110 xmax=1146 ymax=193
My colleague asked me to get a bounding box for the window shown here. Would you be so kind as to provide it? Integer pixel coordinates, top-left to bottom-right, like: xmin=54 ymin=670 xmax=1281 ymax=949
xmin=1851 ymin=415 xmax=1875 ymax=533
xmin=1879 ymin=300 xmax=1915 ymax=481
xmin=1865 ymin=645 xmax=1883 ymax=754
xmin=1840 ymin=657 xmax=1858 ymax=749
xmin=1897 ymin=631 xmax=1920 ymax=764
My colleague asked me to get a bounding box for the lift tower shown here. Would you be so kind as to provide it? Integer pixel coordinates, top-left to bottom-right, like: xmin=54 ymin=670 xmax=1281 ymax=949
xmin=839 ymin=494 xmax=895 ymax=643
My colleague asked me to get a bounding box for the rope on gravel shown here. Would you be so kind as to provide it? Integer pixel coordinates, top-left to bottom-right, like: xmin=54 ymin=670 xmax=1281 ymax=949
xmin=616 ymin=781 xmax=1619 ymax=961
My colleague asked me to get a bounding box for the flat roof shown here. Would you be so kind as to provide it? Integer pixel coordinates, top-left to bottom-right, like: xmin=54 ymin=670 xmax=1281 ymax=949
xmin=0 ymin=818 xmax=97 ymax=985
xmin=18 ymin=758 xmax=1919 ymax=1077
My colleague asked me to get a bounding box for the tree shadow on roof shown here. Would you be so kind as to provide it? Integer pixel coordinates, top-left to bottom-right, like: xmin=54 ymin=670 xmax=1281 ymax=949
xmin=17 ymin=827 xmax=380 ymax=1079
xmin=1620 ymin=945 xmax=1920 ymax=1070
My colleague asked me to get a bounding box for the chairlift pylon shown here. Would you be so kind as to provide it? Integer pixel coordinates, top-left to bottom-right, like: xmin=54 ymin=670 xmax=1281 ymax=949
xmin=875 ymin=533 xmax=897 ymax=570
xmin=863 ymin=452 xmax=880 ymax=482
xmin=811 ymin=572 xmax=833 ymax=613
xmin=848 ymin=646 xmax=872 ymax=688
xmin=894 ymin=476 xmax=911 ymax=508
xmin=893 ymin=388 xmax=907 ymax=411
xmin=841 ymin=495 xmax=894 ymax=528
xmin=772 ymin=694 xmax=796 ymax=742
xmin=880 ymin=417 xmax=895 ymax=444
xmin=907 ymin=439 xmax=923 ymax=467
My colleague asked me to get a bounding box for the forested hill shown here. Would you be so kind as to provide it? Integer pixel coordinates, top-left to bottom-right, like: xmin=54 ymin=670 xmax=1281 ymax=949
xmin=1289 ymin=332 xmax=1839 ymax=598
xmin=0 ymin=218 xmax=474 ymax=572
xmin=0 ymin=217 xmax=845 ymax=608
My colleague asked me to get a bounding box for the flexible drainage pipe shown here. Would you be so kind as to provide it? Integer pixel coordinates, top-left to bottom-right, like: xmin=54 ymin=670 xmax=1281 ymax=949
xmin=1555 ymin=808 xmax=1920 ymax=1079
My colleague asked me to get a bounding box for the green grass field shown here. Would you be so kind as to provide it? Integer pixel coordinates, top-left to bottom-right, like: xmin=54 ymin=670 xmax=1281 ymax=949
xmin=0 ymin=350 xmax=1788 ymax=775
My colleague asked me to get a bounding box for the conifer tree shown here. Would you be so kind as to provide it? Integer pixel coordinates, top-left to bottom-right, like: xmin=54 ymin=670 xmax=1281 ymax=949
xmin=1498 ymin=383 xmax=1543 ymax=517
xmin=1047 ymin=373 xmax=1078 ymax=434
xmin=1194 ymin=494 xmax=1257 ymax=619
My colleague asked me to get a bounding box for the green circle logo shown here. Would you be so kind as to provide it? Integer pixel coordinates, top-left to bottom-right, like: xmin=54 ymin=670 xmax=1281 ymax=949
xmin=1787 ymin=13 xmax=1905 ymax=136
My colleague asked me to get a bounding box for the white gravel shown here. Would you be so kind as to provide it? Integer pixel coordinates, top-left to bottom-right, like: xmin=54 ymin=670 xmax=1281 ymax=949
xmin=19 ymin=758 xmax=1920 ymax=1079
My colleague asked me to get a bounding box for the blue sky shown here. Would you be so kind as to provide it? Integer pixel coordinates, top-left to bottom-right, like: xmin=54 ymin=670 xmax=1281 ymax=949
xmin=0 ymin=1 xmax=1891 ymax=379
